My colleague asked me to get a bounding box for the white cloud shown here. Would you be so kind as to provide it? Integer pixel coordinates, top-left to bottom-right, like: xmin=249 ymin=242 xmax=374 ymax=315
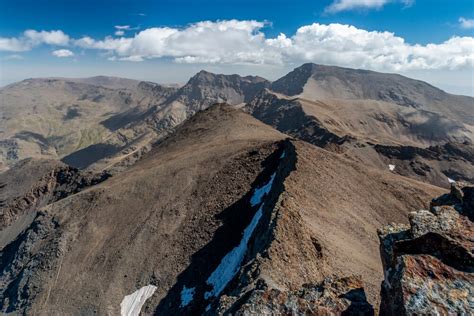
xmin=272 ymin=23 xmax=473 ymax=71
xmin=1 ymin=21 xmax=473 ymax=75
xmin=74 ymin=20 xmax=473 ymax=72
xmin=24 ymin=30 xmax=69 ymax=45
xmin=52 ymin=49 xmax=74 ymax=57
xmin=459 ymin=17 xmax=474 ymax=29
xmin=77 ymin=20 xmax=280 ymax=64
xmin=115 ymin=30 xmax=125 ymax=36
xmin=325 ymin=0 xmax=413 ymax=13
xmin=326 ymin=0 xmax=388 ymax=13
xmin=115 ymin=25 xmax=131 ymax=30
xmin=0 ymin=30 xmax=69 ymax=52
xmin=0 ymin=38 xmax=29 ymax=52
xmin=120 ymin=55 xmax=143 ymax=62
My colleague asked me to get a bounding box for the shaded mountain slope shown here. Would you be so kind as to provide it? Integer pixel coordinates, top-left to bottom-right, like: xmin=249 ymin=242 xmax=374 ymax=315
xmin=0 ymin=158 xmax=109 ymax=248
xmin=214 ymin=139 xmax=443 ymax=309
xmin=246 ymin=88 xmax=474 ymax=188
xmin=0 ymin=105 xmax=444 ymax=314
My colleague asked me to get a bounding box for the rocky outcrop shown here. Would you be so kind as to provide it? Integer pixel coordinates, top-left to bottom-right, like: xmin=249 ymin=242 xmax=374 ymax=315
xmin=216 ymin=276 xmax=374 ymax=315
xmin=374 ymin=142 xmax=474 ymax=188
xmin=378 ymin=183 xmax=473 ymax=315
xmin=246 ymin=90 xmax=354 ymax=152
xmin=0 ymin=159 xmax=110 ymax=230
xmin=168 ymin=71 xmax=270 ymax=112
xmin=431 ymin=181 xmax=474 ymax=220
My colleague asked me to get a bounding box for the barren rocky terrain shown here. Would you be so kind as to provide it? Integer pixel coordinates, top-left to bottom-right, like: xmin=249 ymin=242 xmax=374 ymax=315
xmin=0 ymin=64 xmax=472 ymax=315
xmin=0 ymin=77 xmax=177 ymax=171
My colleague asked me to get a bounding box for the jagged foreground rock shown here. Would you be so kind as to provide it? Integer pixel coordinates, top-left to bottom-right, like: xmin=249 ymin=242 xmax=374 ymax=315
xmin=216 ymin=276 xmax=374 ymax=315
xmin=378 ymin=183 xmax=473 ymax=315
xmin=0 ymin=105 xmax=444 ymax=315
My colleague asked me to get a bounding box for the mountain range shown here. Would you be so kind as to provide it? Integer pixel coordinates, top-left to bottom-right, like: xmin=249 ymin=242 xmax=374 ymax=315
xmin=0 ymin=63 xmax=473 ymax=315
xmin=2 ymin=63 xmax=472 ymax=185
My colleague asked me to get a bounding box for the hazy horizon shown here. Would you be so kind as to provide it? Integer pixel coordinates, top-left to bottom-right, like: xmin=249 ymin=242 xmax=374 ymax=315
xmin=1 ymin=0 xmax=473 ymax=96
xmin=1 ymin=63 xmax=473 ymax=97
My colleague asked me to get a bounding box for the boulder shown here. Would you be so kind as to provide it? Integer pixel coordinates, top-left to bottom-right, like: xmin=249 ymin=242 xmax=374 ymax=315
xmin=378 ymin=184 xmax=473 ymax=315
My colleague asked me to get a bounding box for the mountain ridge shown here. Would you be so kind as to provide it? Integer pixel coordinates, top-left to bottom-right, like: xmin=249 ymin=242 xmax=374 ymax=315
xmin=1 ymin=64 xmax=472 ymax=189
xmin=0 ymin=104 xmax=445 ymax=314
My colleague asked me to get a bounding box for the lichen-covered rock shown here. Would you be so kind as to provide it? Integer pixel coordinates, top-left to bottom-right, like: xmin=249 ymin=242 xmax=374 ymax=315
xmin=216 ymin=276 xmax=374 ymax=315
xmin=378 ymin=183 xmax=474 ymax=315
xmin=431 ymin=182 xmax=473 ymax=220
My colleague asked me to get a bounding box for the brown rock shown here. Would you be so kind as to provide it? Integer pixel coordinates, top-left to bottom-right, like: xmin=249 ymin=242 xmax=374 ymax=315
xmin=216 ymin=276 xmax=374 ymax=315
xmin=379 ymin=187 xmax=474 ymax=315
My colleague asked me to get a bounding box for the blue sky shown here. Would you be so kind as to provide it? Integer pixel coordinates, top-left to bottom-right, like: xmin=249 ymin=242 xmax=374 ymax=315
xmin=0 ymin=0 xmax=473 ymax=95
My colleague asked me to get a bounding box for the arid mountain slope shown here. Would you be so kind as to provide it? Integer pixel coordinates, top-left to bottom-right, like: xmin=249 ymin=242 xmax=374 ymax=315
xmin=69 ymin=76 xmax=142 ymax=90
xmin=3 ymin=64 xmax=472 ymax=180
xmin=0 ymin=77 xmax=176 ymax=171
xmin=247 ymin=77 xmax=474 ymax=187
xmin=271 ymin=63 xmax=473 ymax=125
xmin=61 ymin=72 xmax=271 ymax=171
xmin=0 ymin=105 xmax=443 ymax=315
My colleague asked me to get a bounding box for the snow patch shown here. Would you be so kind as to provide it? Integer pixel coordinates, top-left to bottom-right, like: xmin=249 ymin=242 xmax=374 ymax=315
xmin=448 ymin=177 xmax=456 ymax=184
xmin=250 ymin=172 xmax=276 ymax=207
xmin=120 ymin=285 xmax=157 ymax=316
xmin=180 ymin=285 xmax=195 ymax=308
xmin=388 ymin=164 xmax=396 ymax=171
xmin=204 ymin=203 xmax=265 ymax=299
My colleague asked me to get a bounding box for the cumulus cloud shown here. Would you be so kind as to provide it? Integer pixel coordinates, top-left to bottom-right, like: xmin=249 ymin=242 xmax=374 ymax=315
xmin=73 ymin=20 xmax=473 ymax=72
xmin=115 ymin=30 xmax=125 ymax=36
xmin=0 ymin=38 xmax=29 ymax=52
xmin=270 ymin=23 xmax=473 ymax=71
xmin=459 ymin=17 xmax=474 ymax=29
xmin=325 ymin=0 xmax=413 ymax=13
xmin=2 ymin=21 xmax=473 ymax=74
xmin=52 ymin=49 xmax=74 ymax=57
xmin=0 ymin=30 xmax=69 ymax=51
xmin=76 ymin=20 xmax=279 ymax=64
xmin=24 ymin=30 xmax=69 ymax=45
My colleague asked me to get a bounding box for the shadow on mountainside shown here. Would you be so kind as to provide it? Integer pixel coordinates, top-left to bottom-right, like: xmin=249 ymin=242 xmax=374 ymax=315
xmin=153 ymin=140 xmax=296 ymax=315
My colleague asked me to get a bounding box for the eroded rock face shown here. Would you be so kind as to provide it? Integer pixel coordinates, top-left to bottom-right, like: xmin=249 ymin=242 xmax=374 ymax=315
xmin=216 ymin=276 xmax=374 ymax=315
xmin=378 ymin=183 xmax=473 ymax=315
xmin=0 ymin=158 xmax=110 ymax=230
